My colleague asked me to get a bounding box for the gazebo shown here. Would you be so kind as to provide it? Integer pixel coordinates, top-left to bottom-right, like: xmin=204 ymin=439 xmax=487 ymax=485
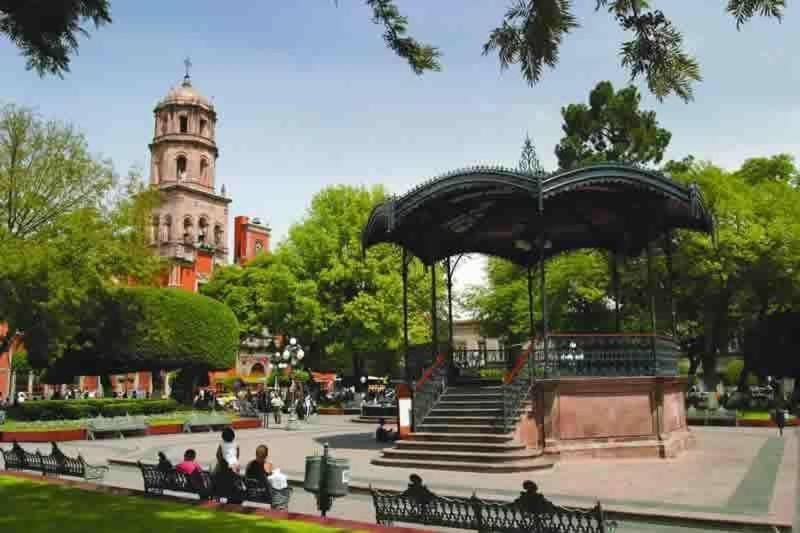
xmin=362 ymin=162 xmax=713 ymax=469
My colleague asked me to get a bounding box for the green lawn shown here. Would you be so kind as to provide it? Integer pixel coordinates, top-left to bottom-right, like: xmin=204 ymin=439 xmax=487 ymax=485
xmin=0 ymin=475 xmax=357 ymax=533
xmin=736 ymin=410 xmax=795 ymax=421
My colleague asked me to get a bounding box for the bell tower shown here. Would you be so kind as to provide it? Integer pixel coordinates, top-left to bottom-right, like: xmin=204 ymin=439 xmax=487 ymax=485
xmin=149 ymin=60 xmax=231 ymax=291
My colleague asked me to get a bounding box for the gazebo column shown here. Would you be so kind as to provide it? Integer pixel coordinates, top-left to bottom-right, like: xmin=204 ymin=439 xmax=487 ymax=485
xmin=611 ymin=251 xmax=621 ymax=333
xmin=539 ymin=247 xmax=549 ymax=375
xmin=402 ymin=249 xmax=410 ymax=384
xmin=646 ymin=241 xmax=658 ymax=373
xmin=430 ymin=261 xmax=438 ymax=359
xmin=446 ymin=257 xmax=454 ymax=348
xmin=664 ymin=232 xmax=677 ymax=337
xmin=527 ymin=265 xmax=535 ymax=340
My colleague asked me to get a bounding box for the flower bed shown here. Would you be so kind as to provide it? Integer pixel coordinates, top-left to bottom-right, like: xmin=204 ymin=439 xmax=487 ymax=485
xmin=231 ymin=418 xmax=261 ymax=430
xmin=1 ymin=428 xmax=87 ymax=443
xmin=146 ymin=424 xmax=183 ymax=436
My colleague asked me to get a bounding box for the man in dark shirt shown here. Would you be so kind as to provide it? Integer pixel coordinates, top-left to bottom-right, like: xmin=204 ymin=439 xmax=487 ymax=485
xmin=245 ymin=444 xmax=273 ymax=482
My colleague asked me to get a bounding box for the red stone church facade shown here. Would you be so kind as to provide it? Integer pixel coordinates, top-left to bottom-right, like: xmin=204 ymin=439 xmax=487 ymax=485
xmin=0 ymin=72 xmax=271 ymax=399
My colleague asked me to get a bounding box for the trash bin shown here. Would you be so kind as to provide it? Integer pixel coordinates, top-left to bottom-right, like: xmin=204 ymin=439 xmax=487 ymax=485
xmin=323 ymin=457 xmax=350 ymax=497
xmin=304 ymin=456 xmax=322 ymax=493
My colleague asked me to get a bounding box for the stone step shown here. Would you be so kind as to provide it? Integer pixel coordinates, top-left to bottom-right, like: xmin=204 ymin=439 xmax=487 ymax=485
xmin=370 ymin=456 xmax=556 ymax=473
xmin=382 ymin=448 xmax=542 ymax=463
xmin=435 ymin=400 xmax=503 ymax=409
xmin=418 ymin=424 xmax=509 ymax=434
xmin=428 ymin=408 xmax=503 ymax=417
xmin=408 ymin=432 xmax=514 ymax=443
xmin=423 ymin=416 xmax=502 ymax=426
xmin=395 ymin=440 xmax=526 ymax=453
xmin=441 ymin=393 xmax=504 ymax=402
xmin=350 ymin=416 xmax=396 ymax=424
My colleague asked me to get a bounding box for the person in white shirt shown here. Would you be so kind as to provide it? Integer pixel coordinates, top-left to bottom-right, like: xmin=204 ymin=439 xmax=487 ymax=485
xmin=220 ymin=427 xmax=239 ymax=472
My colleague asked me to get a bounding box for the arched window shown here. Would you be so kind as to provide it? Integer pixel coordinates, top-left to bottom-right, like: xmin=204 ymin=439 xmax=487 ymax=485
xmin=183 ymin=217 xmax=193 ymax=244
xmin=176 ymin=156 xmax=187 ymax=180
xmin=199 ymin=119 xmax=207 ymax=136
xmin=200 ymin=158 xmax=208 ymax=180
xmin=198 ymin=217 xmax=208 ymax=244
xmin=179 ymin=115 xmax=188 ymax=133
xmin=214 ymin=225 xmax=223 ymax=245
xmin=160 ymin=114 xmax=167 ymax=135
xmin=151 ymin=216 xmax=159 ymax=244
xmin=162 ymin=215 xmax=172 ymax=242
xmin=250 ymin=363 xmax=265 ymax=376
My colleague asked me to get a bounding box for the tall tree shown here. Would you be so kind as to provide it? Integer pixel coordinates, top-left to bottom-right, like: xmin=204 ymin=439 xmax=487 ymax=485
xmin=0 ymin=104 xmax=113 ymax=239
xmin=4 ymin=2 xmax=785 ymax=101
xmin=0 ymin=1 xmax=111 ymax=76
xmin=555 ymin=81 xmax=672 ymax=169
xmin=203 ymin=185 xmax=436 ymax=375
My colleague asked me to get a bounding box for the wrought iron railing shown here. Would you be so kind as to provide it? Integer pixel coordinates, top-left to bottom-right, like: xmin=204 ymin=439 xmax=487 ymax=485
xmin=412 ymin=353 xmax=449 ymax=430
xmin=533 ymin=333 xmax=681 ymax=377
xmin=452 ymin=349 xmax=511 ymax=371
xmin=501 ymin=344 xmax=535 ymax=433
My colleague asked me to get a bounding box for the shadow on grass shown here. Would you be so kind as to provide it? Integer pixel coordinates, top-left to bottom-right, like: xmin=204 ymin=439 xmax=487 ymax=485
xmin=313 ymin=433 xmax=384 ymax=451
xmin=0 ymin=476 xmax=352 ymax=533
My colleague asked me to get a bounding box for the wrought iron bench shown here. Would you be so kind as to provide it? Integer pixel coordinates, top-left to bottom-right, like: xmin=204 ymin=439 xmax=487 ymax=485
xmin=371 ymin=476 xmax=616 ymax=533
xmin=1 ymin=441 xmax=108 ymax=481
xmin=182 ymin=412 xmax=231 ymax=433
xmin=138 ymin=461 xmax=215 ymax=499
xmin=86 ymin=414 xmax=148 ymax=440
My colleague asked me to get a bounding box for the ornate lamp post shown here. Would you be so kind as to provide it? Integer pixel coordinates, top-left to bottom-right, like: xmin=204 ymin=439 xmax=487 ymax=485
xmin=278 ymin=337 xmax=305 ymax=430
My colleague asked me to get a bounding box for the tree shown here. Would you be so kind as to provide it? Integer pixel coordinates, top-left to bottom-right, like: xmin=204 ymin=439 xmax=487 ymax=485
xmin=0 ymin=103 xmax=113 ymax=239
xmin=0 ymin=167 xmax=161 ymax=364
xmin=0 ymin=1 xmax=111 ymax=76
xmin=555 ymin=81 xmax=672 ymax=169
xmin=666 ymin=156 xmax=800 ymax=389
xmin=203 ymin=185 xmax=436 ymax=375
xmin=4 ymin=2 xmax=784 ymax=102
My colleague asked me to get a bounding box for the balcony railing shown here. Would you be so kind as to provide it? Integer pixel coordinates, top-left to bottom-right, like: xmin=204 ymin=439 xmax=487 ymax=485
xmin=534 ymin=333 xmax=681 ymax=377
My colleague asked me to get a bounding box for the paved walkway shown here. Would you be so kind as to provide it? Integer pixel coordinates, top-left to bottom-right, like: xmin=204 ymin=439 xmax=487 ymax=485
xmin=10 ymin=417 xmax=796 ymax=531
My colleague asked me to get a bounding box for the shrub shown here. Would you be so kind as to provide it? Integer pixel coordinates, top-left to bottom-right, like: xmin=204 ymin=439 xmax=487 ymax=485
xmin=479 ymin=369 xmax=505 ymax=381
xmin=678 ymin=359 xmax=690 ymax=376
xmin=723 ymin=359 xmax=744 ymax=386
xmin=8 ymin=399 xmax=180 ymax=421
xmin=45 ymin=287 xmax=239 ymax=379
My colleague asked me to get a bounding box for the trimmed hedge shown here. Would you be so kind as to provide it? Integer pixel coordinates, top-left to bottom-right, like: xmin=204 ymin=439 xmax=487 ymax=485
xmin=8 ymin=399 xmax=180 ymax=421
xmin=46 ymin=287 xmax=240 ymax=378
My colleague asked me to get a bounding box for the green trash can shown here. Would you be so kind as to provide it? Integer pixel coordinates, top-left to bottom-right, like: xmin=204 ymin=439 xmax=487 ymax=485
xmin=304 ymin=455 xmax=322 ymax=493
xmin=323 ymin=457 xmax=350 ymax=497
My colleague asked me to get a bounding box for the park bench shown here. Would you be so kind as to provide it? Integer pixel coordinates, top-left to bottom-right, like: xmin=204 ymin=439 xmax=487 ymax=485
xmin=371 ymin=476 xmax=616 ymax=533
xmin=86 ymin=414 xmax=148 ymax=440
xmin=182 ymin=412 xmax=231 ymax=433
xmin=138 ymin=453 xmax=291 ymax=509
xmin=1 ymin=441 xmax=108 ymax=482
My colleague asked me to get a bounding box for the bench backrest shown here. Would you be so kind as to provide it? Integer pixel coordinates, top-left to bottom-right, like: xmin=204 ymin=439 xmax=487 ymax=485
xmin=1 ymin=447 xmax=24 ymax=469
xmin=371 ymin=490 xmax=607 ymax=533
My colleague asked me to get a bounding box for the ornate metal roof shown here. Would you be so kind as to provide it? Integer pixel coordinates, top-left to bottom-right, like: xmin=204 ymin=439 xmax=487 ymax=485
xmin=362 ymin=162 xmax=714 ymax=266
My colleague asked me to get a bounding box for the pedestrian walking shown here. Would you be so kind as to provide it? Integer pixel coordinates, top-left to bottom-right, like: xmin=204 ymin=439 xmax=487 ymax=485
xmin=270 ymin=391 xmax=283 ymax=424
xmin=775 ymin=407 xmax=786 ymax=437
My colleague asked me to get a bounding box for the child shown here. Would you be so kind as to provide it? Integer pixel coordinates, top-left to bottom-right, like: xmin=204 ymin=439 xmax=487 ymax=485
xmin=176 ymin=449 xmax=201 ymax=475
xmin=220 ymin=427 xmax=240 ymax=472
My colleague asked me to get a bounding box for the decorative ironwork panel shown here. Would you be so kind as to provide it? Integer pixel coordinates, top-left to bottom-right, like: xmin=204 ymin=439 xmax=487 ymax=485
xmin=534 ymin=334 xmax=681 ymax=378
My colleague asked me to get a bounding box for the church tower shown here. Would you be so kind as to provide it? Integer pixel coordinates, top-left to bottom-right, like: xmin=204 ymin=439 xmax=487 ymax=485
xmin=149 ymin=61 xmax=231 ymax=291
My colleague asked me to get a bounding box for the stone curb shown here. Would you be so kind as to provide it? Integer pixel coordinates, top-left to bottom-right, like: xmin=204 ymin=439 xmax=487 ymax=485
xmin=109 ymin=459 xmax=790 ymax=531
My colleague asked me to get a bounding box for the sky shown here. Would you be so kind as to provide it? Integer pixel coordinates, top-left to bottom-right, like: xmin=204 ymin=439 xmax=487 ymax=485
xmin=2 ymin=1 xmax=799 ymax=293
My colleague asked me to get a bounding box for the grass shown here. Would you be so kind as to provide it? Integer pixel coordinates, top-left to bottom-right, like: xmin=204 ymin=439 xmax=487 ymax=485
xmin=0 ymin=475 xmax=357 ymax=533
xmin=736 ymin=410 xmax=795 ymax=421
xmin=0 ymin=411 xmax=238 ymax=431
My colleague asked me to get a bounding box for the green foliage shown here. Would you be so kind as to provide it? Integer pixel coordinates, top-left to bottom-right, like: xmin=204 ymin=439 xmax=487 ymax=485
xmin=678 ymin=359 xmax=690 ymax=376
xmin=723 ymin=359 xmax=744 ymax=386
xmin=555 ymin=81 xmax=671 ymax=169
xmin=365 ymin=0 xmax=440 ymax=75
xmin=0 ymin=2 xmax=111 ymax=77
xmin=745 ymin=372 xmax=760 ymax=387
xmin=203 ymin=185 xmax=437 ymax=374
xmin=478 ymin=368 xmax=505 ymax=382
xmin=49 ymin=288 xmax=239 ymax=377
xmin=8 ymin=399 xmax=179 ymax=421
xmin=10 ymin=350 xmax=31 ymax=374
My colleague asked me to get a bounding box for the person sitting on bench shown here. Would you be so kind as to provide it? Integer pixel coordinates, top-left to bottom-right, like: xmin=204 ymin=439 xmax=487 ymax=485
xmin=513 ymin=481 xmax=554 ymax=513
xmin=375 ymin=418 xmax=397 ymax=442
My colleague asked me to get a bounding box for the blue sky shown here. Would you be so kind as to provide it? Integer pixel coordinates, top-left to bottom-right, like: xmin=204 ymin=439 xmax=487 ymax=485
xmin=1 ymin=1 xmax=798 ymax=289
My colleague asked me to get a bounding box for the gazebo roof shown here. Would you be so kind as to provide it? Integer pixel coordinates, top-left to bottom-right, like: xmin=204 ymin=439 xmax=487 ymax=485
xmin=362 ymin=162 xmax=714 ymax=266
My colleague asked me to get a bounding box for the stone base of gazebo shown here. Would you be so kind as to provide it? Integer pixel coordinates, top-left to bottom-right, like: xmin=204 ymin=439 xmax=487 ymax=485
xmin=515 ymin=376 xmax=694 ymax=460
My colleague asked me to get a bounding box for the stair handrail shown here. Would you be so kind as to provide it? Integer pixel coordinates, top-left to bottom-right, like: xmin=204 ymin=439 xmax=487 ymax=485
xmin=501 ymin=340 xmax=536 ymax=434
xmin=412 ymin=351 xmax=449 ymax=431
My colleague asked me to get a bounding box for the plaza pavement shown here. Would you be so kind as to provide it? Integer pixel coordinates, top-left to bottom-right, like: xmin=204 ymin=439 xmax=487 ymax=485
xmin=7 ymin=416 xmax=797 ymax=532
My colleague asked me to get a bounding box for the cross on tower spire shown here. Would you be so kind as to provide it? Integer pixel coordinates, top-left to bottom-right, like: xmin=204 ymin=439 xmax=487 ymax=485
xmin=183 ymin=57 xmax=192 ymax=85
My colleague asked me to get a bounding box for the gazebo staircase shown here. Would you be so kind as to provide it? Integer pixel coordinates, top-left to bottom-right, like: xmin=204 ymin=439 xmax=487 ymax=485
xmin=372 ymin=354 xmax=556 ymax=473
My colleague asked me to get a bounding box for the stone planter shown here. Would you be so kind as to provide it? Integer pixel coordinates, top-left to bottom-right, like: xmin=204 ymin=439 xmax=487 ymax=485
xmin=147 ymin=424 xmax=182 ymax=435
xmin=231 ymin=418 xmax=261 ymax=430
xmin=0 ymin=428 xmax=87 ymax=442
